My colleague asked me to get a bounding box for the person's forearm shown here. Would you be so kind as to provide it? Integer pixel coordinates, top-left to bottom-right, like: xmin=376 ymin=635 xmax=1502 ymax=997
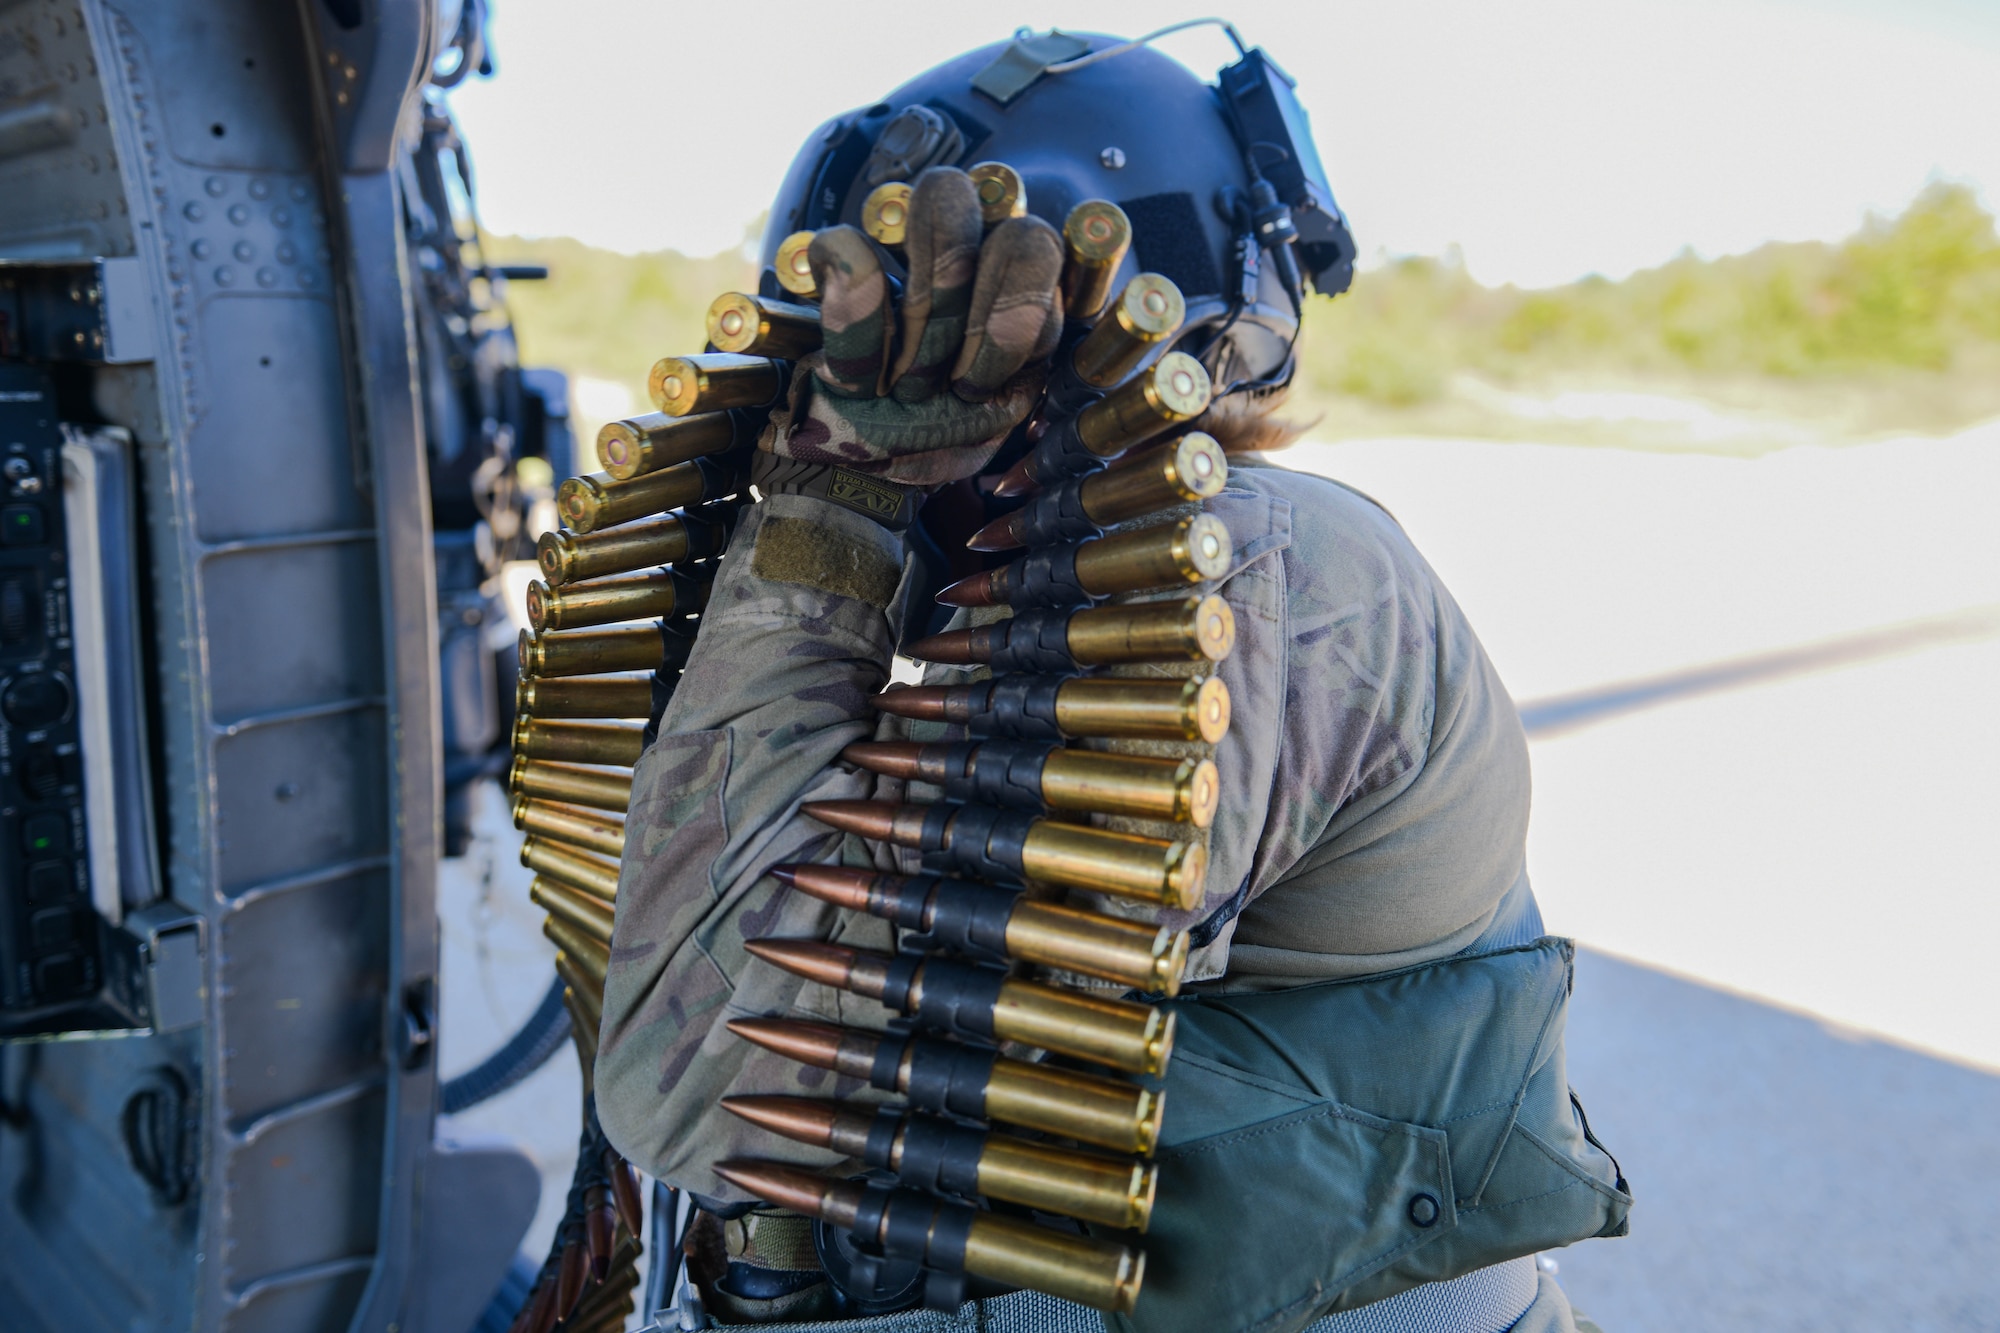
xmin=595 ymin=492 xmax=911 ymax=1191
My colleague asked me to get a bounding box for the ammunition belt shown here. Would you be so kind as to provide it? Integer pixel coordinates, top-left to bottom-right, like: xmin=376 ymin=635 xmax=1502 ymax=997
xmin=505 ymin=180 xmax=1243 ymax=1325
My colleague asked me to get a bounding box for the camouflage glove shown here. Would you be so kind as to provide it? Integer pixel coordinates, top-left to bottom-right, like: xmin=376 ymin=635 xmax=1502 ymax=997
xmin=759 ymin=165 xmax=1065 ymax=490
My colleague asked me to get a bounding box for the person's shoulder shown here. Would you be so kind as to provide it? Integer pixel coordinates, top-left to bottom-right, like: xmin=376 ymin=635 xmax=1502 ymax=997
xmin=1227 ymin=457 xmax=1421 ymax=568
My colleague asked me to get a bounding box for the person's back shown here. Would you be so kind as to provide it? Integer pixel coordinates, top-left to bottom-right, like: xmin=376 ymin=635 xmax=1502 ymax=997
xmin=592 ymin=27 xmax=1630 ymax=1331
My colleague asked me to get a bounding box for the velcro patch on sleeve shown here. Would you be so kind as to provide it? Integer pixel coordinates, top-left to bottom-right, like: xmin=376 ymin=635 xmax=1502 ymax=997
xmin=750 ymin=513 xmax=902 ymax=608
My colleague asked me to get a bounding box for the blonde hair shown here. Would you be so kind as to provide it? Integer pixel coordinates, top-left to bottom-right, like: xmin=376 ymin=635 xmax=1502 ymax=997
xmin=1190 ymin=383 xmax=1316 ymax=454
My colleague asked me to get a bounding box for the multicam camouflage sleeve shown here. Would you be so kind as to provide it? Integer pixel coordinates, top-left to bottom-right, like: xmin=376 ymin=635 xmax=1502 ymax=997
xmin=594 ymin=492 xmax=914 ymax=1193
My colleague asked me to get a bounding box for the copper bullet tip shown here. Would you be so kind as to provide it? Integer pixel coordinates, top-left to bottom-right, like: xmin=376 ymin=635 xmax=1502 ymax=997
xmin=902 ymin=629 xmax=979 ymax=665
xmin=743 ymin=938 xmax=859 ymax=990
xmin=721 ymin=1094 xmax=841 ymax=1149
xmin=711 ymin=1159 xmax=840 ymax=1222
xmin=725 ymin=1016 xmax=848 ymax=1069
xmin=965 ymin=512 xmax=1023 ymax=552
xmin=779 ymin=863 xmax=877 ymax=911
xmin=839 ymin=742 xmax=926 ymax=780
xmin=768 ymin=864 xmax=799 ymax=887
xmin=993 ymin=454 xmax=1039 ymax=499
xmin=800 ymin=799 xmax=903 ymax=840
xmin=934 ymin=570 xmax=996 ymax=607
xmin=870 ymin=684 xmax=948 ymax=719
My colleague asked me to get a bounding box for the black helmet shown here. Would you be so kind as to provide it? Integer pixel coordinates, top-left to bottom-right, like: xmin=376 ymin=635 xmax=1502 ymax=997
xmin=759 ymin=26 xmax=1356 ymax=395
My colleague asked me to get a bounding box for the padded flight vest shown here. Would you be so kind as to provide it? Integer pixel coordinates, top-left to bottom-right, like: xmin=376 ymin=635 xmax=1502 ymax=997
xmin=1104 ymin=935 xmax=1631 ymax=1333
xmin=710 ymin=935 xmax=1627 ymax=1333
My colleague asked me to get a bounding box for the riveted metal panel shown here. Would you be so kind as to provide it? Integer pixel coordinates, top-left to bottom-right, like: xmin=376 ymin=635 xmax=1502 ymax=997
xmin=201 ymin=538 xmax=384 ymax=724
xmin=218 ymin=869 xmax=389 ymax=1124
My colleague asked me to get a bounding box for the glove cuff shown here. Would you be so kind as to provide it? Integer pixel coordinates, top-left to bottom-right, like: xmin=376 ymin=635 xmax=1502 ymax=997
xmin=750 ymin=452 xmax=927 ymax=532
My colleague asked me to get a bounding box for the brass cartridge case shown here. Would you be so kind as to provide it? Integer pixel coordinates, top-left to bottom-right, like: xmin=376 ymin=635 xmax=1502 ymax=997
xmin=554 ymin=950 xmax=603 ymax=1026
xmin=776 ymin=865 xmax=1187 ymax=994
xmin=546 ymin=915 xmax=610 ymax=989
xmin=526 ymin=570 xmax=700 ymax=634
xmin=706 ymin=292 xmax=823 ymax=359
xmin=648 ymin=353 xmax=784 ymax=418
xmin=561 ymin=983 xmax=599 ymax=1088
xmin=774 ymin=230 xmax=818 ymax=297
xmin=1007 ymin=898 xmax=1189 ymax=994
xmin=944 ymin=514 xmax=1235 ymax=607
xmin=513 ymin=716 xmax=647 ymax=767
xmin=903 ymin=594 xmax=1234 ymax=668
xmin=860 ymin=181 xmax=912 ymax=247
xmin=982 ymin=1057 xmax=1164 ymax=1157
xmin=965 ymin=1209 xmax=1144 ymax=1313
xmin=1065 ymin=593 xmax=1236 ymax=665
xmin=1020 ymin=821 xmax=1208 ymax=910
xmin=966 ymin=432 xmax=1228 ymax=552
xmin=802 ymin=801 xmax=1208 ymax=908
xmin=516 ymin=674 xmax=655 ymax=720
xmin=595 ymin=411 xmax=738 ymax=481
xmin=967 ymin=162 xmax=1028 ymax=226
xmin=1071 ymin=273 xmax=1186 ymax=389
xmin=976 ymin=1132 xmax=1155 ymax=1232
xmin=727 ymin=1017 xmax=1164 ymax=1155
xmin=1039 ymin=750 xmax=1220 ymax=827
xmin=531 ymin=875 xmax=615 ymax=947
xmin=869 ymin=673 xmax=1230 ymax=744
xmin=522 ymin=834 xmax=622 ymax=903
xmin=1076 ymin=352 xmax=1211 ymax=458
xmin=1086 ymin=432 xmax=1228 ymax=520
xmin=723 ymin=1096 xmax=1156 ymax=1231
xmin=513 ymin=796 xmax=626 ymax=858
xmin=557 ymin=461 xmax=734 ymax=534
xmin=509 ymin=756 xmax=634 ymax=812
xmin=518 ymin=625 xmax=670 ymax=678
xmin=985 ymin=973 xmax=1173 ymax=1075
xmin=747 ymin=940 xmax=1173 ymax=1075
xmin=843 ymin=741 xmax=1220 ymax=827
xmin=711 ymin=1163 xmax=1144 ymax=1313
xmin=1061 ymin=201 xmax=1133 ymax=322
xmin=538 ymin=516 xmax=694 ymax=586
xmin=1073 ymin=513 xmax=1233 ymax=592
xmin=1054 ymin=674 xmax=1231 ymax=744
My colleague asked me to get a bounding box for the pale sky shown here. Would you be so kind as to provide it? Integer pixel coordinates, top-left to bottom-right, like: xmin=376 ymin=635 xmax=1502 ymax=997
xmin=447 ymin=0 xmax=1998 ymax=289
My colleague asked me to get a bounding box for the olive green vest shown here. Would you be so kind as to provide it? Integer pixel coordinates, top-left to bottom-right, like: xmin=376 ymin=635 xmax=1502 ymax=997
xmin=1101 ymin=936 xmax=1631 ymax=1333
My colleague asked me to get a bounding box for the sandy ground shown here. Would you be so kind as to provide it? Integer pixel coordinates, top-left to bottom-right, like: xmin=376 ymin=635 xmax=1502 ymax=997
xmin=436 ymin=420 xmax=2000 ymax=1325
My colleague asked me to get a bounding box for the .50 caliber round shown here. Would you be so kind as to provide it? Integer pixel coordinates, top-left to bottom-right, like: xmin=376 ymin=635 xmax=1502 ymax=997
xmin=648 ymin=353 xmax=784 ymax=418
xmin=522 ymin=834 xmax=621 ymax=903
xmin=518 ymin=624 xmax=678 ymax=679
xmin=1071 ymin=273 xmax=1186 ymax=389
xmin=705 ymin=292 xmax=822 ymax=359
xmin=870 ymin=672 xmax=1230 ymax=745
xmin=594 ymin=411 xmax=738 ymax=481
xmin=722 ymin=1095 xmax=1156 ymax=1231
xmin=513 ymin=715 xmax=647 ymax=767
xmin=1061 ymin=200 xmax=1133 ymax=322
xmin=513 ymin=796 xmax=625 ymax=858
xmin=509 ymin=755 xmax=633 ymax=813
xmin=1077 ymin=351 xmax=1211 ymax=458
xmin=967 ymin=161 xmax=1028 ymax=227
xmin=516 ymin=674 xmax=655 ymax=720
xmin=861 ymin=181 xmax=913 ymax=248
xmin=530 ymin=875 xmax=615 ymax=947
xmin=774 ymin=230 xmax=818 ymax=297
xmin=538 ymin=511 xmax=726 ymax=586
xmin=557 ymin=460 xmax=736 ymax=535
xmin=526 ymin=569 xmax=704 ymax=634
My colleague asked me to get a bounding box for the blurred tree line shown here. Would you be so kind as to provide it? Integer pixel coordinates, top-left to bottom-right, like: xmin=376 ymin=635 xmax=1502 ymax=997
xmin=487 ymin=182 xmax=2000 ymax=442
xmin=1303 ymin=182 xmax=2000 ymax=406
